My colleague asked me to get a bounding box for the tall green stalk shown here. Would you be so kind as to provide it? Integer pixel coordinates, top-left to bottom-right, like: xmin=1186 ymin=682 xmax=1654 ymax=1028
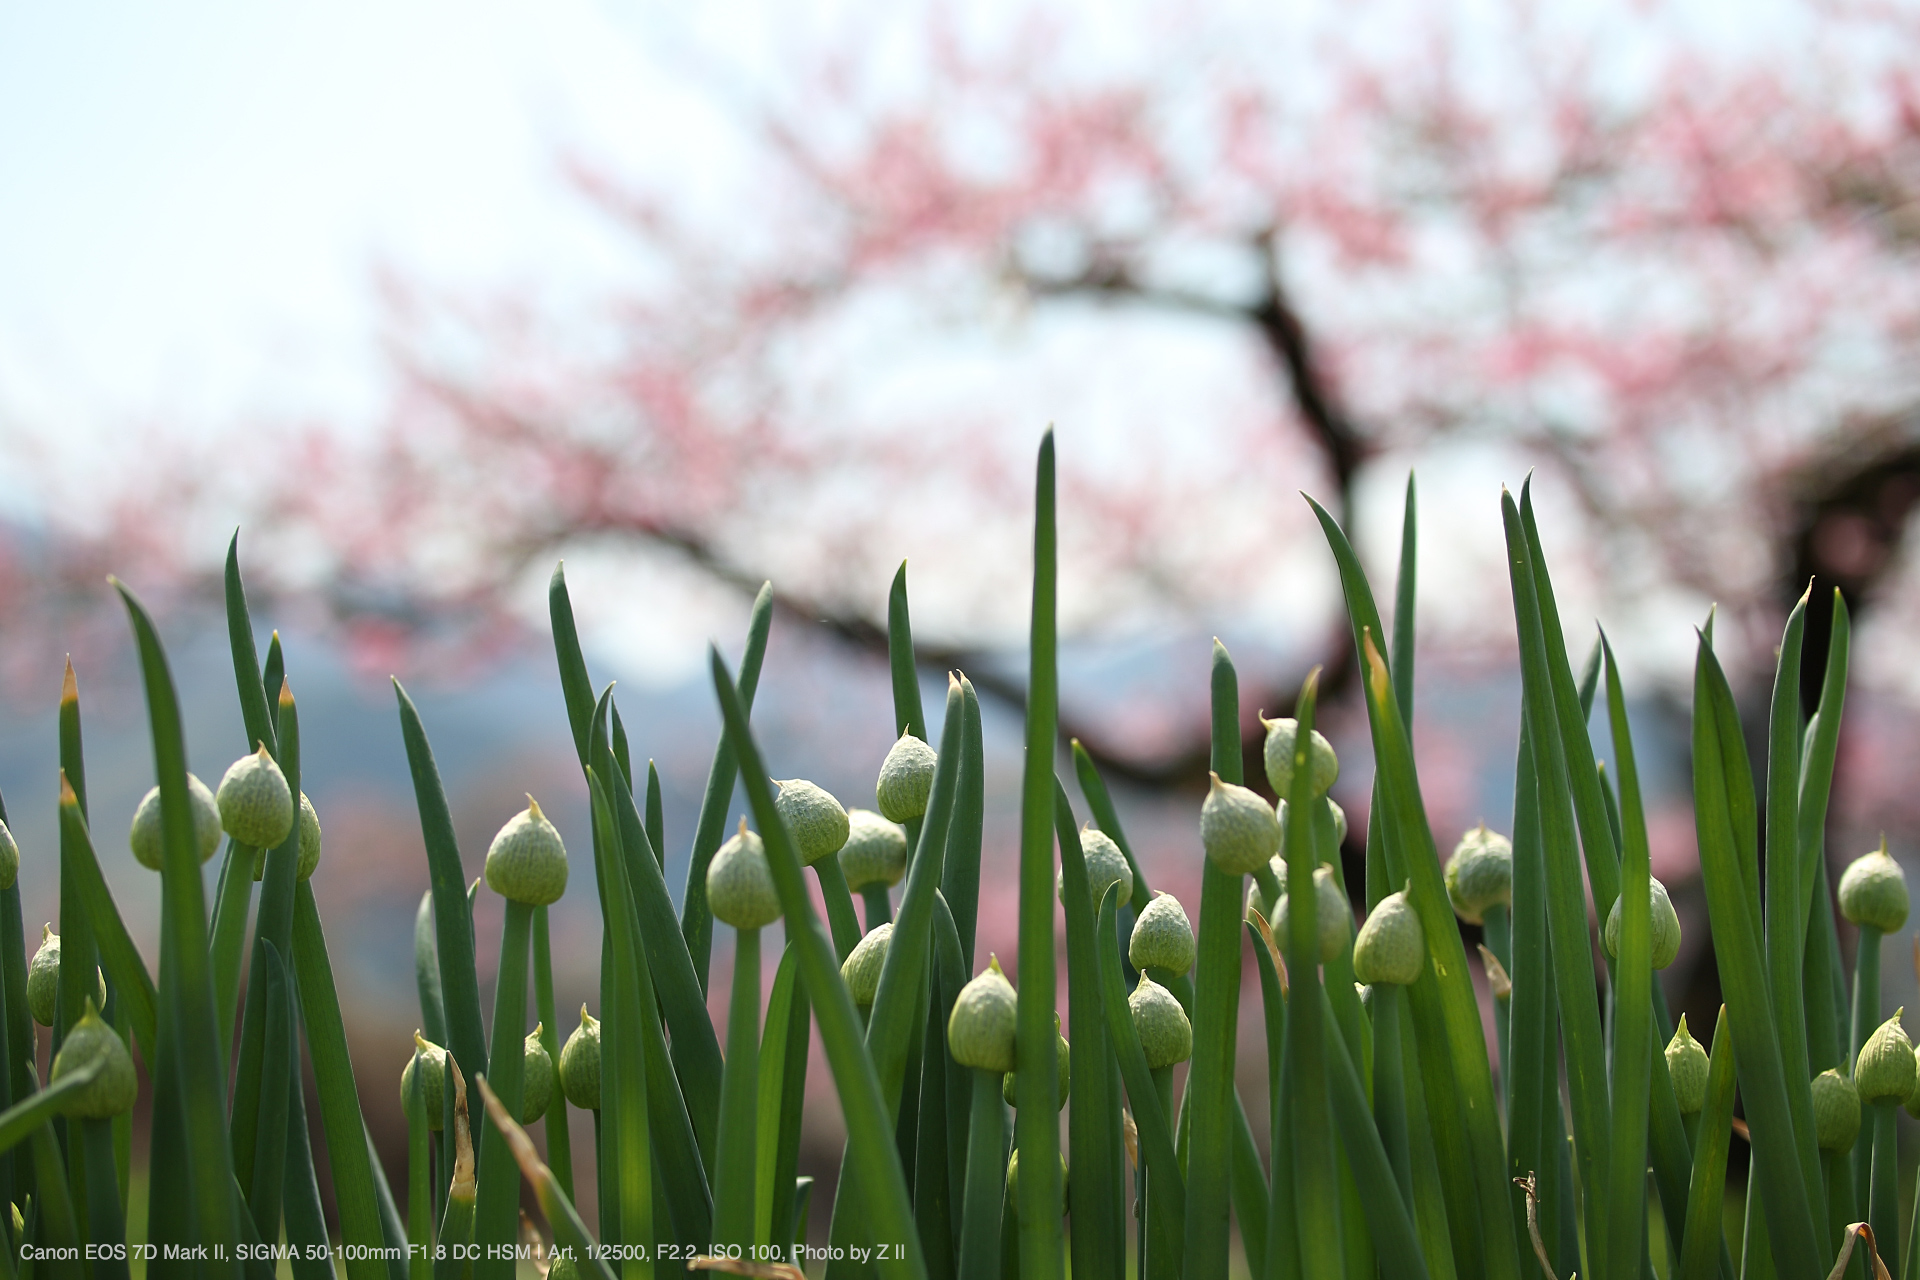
xmin=711 ymin=927 xmax=761 ymax=1250
xmin=1183 ymin=640 xmax=1247 ymax=1275
xmin=1013 ymin=432 xmax=1063 ymax=1278
xmin=1278 ymin=668 xmax=1341 ymax=1280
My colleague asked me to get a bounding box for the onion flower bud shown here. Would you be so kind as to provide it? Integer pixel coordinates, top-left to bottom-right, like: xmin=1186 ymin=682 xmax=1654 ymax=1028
xmin=130 ymin=773 xmax=223 ymax=870
xmin=876 ymin=733 xmax=938 ymax=823
xmin=707 ymin=819 xmax=781 ymax=930
xmin=1260 ymin=716 xmax=1339 ymax=799
xmin=483 ymin=797 xmax=568 ymax=906
xmin=947 ymin=956 xmax=1018 ymax=1073
xmin=1200 ymin=774 xmax=1280 ymax=876
xmin=559 ymin=1007 xmax=601 ymax=1111
xmin=839 ymin=810 xmax=908 ymax=892
xmin=774 ymin=779 xmax=849 ymax=867
xmin=217 ymin=746 xmax=294 ymax=850
xmin=1128 ymin=892 xmax=1194 ymax=977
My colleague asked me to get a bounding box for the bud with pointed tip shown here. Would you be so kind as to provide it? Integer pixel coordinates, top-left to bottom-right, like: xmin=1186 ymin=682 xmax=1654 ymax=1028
xmin=1261 ymin=716 xmax=1339 ymax=799
xmin=1004 ymin=1016 xmax=1070 ymax=1109
xmin=1129 ymin=892 xmax=1195 ymax=976
xmin=217 ymin=745 xmax=295 ymax=849
xmin=876 ymin=733 xmax=938 ymax=823
xmin=774 ymin=779 xmax=849 ymax=866
xmin=130 ymin=773 xmax=224 ymax=870
xmin=1816 ymin=1069 xmax=1862 ymax=1150
xmin=707 ymin=819 xmax=781 ymax=930
xmin=484 ymin=797 xmax=569 ymax=906
xmin=27 ymin=925 xmax=59 ymax=1026
xmin=1353 ymin=889 xmax=1424 ymax=986
xmin=1059 ymin=825 xmax=1133 ymax=908
xmin=1604 ymin=876 xmax=1683 ymax=970
xmin=297 ymin=792 xmax=322 ymax=880
xmin=402 ymin=1033 xmax=449 ymax=1129
xmin=839 ymin=810 xmax=909 ymax=891
xmin=1201 ymin=774 xmax=1281 ymax=876
xmin=1275 ymin=866 xmax=1352 ymax=965
xmin=560 ymin=1008 xmax=602 ymax=1111
xmin=521 ymin=1026 xmax=554 ymax=1124
xmin=948 ymin=956 xmax=1018 ymax=1073
xmin=842 ymin=923 xmax=893 ymax=1008
xmin=1839 ymin=840 xmax=1909 ymax=933
xmin=1857 ymin=1010 xmax=1916 ymax=1102
xmin=0 ymin=817 xmax=16 ymax=892
xmin=1445 ymin=826 xmax=1513 ymax=925
xmin=51 ymin=999 xmax=137 ymax=1118
xmin=1665 ymin=1015 xmax=1710 ymax=1114
xmin=1129 ymin=974 xmax=1193 ymax=1069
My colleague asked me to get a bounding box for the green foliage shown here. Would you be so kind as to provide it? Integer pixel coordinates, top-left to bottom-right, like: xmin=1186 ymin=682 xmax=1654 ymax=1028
xmin=0 ymin=445 xmax=1896 ymax=1280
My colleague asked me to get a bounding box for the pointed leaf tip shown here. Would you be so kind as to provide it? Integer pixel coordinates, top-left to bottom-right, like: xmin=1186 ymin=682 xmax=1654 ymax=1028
xmin=58 ymin=770 xmax=77 ymax=807
xmin=61 ymin=657 xmax=77 ymax=704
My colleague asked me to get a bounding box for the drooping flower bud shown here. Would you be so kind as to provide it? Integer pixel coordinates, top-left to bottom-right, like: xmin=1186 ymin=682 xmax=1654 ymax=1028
xmin=876 ymin=733 xmax=938 ymax=823
xmin=1200 ymin=774 xmax=1280 ymax=876
xmin=1059 ymin=825 xmax=1133 ymax=908
xmin=1604 ymin=877 xmax=1684 ymax=970
xmin=1261 ymin=716 xmax=1339 ymax=799
xmin=521 ymin=1026 xmax=554 ymax=1124
xmin=129 ymin=774 xmax=224 ymax=870
xmin=50 ymin=999 xmax=137 ymax=1118
xmin=1839 ymin=839 xmax=1909 ymax=933
xmin=1129 ymin=892 xmax=1195 ymax=977
xmin=0 ymin=816 xmax=17 ymax=892
xmin=1815 ymin=1069 xmax=1862 ymax=1151
xmin=1444 ymin=826 xmax=1513 ymax=925
xmin=1275 ymin=866 xmax=1352 ymax=965
xmin=707 ymin=819 xmax=782 ymax=930
xmin=839 ymin=810 xmax=909 ymax=891
xmin=401 ymin=1033 xmax=448 ymax=1129
xmin=1665 ymin=1015 xmax=1710 ymax=1115
xmin=842 ymin=923 xmax=893 ymax=1008
xmin=559 ymin=1008 xmax=601 ymax=1111
xmin=1129 ymin=973 xmax=1193 ymax=1070
xmin=1857 ymin=1010 xmax=1916 ymax=1102
xmin=297 ymin=792 xmax=322 ymax=880
xmin=484 ymin=797 xmax=569 ymax=906
xmin=1353 ymin=889 xmax=1424 ymax=986
xmin=216 ymin=745 xmax=295 ymax=849
xmin=774 ymin=779 xmax=850 ymax=867
xmin=1004 ymin=1015 xmax=1070 ymax=1110
xmin=947 ymin=956 xmax=1018 ymax=1073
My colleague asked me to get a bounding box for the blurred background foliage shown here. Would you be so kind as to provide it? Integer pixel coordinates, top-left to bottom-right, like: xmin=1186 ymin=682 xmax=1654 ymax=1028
xmin=6 ymin=0 xmax=1920 ymax=1236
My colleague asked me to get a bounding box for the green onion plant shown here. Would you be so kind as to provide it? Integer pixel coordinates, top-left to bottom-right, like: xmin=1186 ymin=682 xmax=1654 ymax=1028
xmin=0 ymin=442 xmax=1905 ymax=1280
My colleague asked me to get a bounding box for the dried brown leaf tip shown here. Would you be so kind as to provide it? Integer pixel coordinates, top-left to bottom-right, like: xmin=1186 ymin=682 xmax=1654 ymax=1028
xmin=1477 ymin=944 xmax=1512 ymax=1000
xmin=61 ymin=657 xmax=77 ymax=707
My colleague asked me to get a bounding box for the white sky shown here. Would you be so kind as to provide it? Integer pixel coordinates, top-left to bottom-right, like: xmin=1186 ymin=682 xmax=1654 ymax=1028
xmin=0 ymin=0 xmax=722 ymax=436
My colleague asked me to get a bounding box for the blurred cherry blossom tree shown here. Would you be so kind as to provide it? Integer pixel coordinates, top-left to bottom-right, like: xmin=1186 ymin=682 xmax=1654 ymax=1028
xmin=26 ymin=0 xmax=1920 ymax=788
